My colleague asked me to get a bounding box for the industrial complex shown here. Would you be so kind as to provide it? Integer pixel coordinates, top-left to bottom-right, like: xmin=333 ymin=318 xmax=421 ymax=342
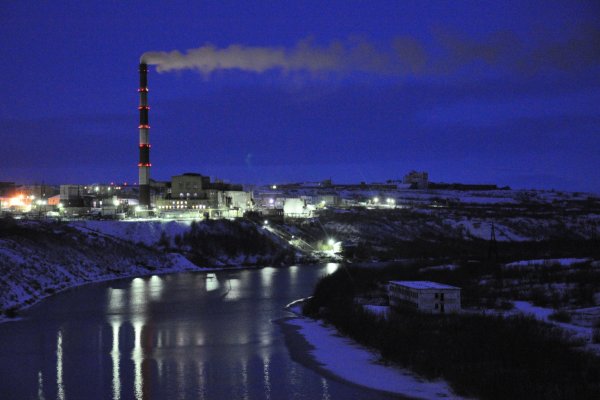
xmin=0 ymin=62 xmax=502 ymax=221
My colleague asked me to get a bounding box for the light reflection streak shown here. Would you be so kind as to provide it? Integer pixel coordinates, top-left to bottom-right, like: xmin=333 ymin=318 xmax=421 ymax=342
xmin=196 ymin=360 xmax=206 ymax=400
xmin=326 ymin=262 xmax=339 ymax=275
xmin=157 ymin=330 xmax=163 ymax=348
xmin=131 ymin=278 xmax=147 ymax=313
xmin=56 ymin=330 xmax=65 ymax=400
xmin=37 ymin=371 xmax=45 ymax=400
xmin=289 ymin=265 xmax=298 ymax=285
xmin=157 ymin=359 xmax=163 ymax=387
xmin=108 ymin=289 xmax=125 ymax=313
xmin=194 ymin=331 xmax=205 ymax=346
xmin=321 ymin=377 xmax=331 ymax=400
xmin=110 ymin=320 xmax=121 ymax=400
xmin=241 ymin=359 xmax=249 ymax=400
xmin=132 ymin=321 xmax=144 ymax=400
xmin=176 ymin=359 xmax=185 ymax=400
xmin=148 ymin=275 xmax=164 ymax=301
xmin=223 ymin=279 xmax=241 ymax=301
xmin=205 ymin=273 xmax=219 ymax=292
xmin=176 ymin=328 xmax=187 ymax=347
xmin=289 ymin=363 xmax=298 ymax=388
xmin=263 ymin=356 xmax=271 ymax=400
xmin=261 ymin=267 xmax=275 ymax=297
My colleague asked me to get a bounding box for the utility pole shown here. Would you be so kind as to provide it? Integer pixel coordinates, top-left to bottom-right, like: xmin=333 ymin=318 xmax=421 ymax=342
xmin=488 ymin=222 xmax=498 ymax=261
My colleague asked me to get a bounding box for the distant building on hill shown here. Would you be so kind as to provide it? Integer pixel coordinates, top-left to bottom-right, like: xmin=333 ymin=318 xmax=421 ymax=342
xmin=388 ymin=281 xmax=461 ymax=313
xmin=427 ymin=182 xmax=507 ymax=191
xmin=403 ymin=171 xmax=429 ymax=189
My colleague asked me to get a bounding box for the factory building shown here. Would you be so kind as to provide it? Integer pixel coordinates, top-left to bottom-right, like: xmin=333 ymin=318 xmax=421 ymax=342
xmin=60 ymin=185 xmax=85 ymax=203
xmin=171 ymin=173 xmax=211 ymax=198
xmin=283 ymin=198 xmax=314 ymax=218
xmin=155 ymin=173 xmax=252 ymax=218
xmin=21 ymin=184 xmax=58 ymax=201
xmin=0 ymin=182 xmax=16 ymax=197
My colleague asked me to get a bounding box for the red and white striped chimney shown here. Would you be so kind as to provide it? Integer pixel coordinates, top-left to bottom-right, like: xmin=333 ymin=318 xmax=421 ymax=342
xmin=138 ymin=63 xmax=151 ymax=207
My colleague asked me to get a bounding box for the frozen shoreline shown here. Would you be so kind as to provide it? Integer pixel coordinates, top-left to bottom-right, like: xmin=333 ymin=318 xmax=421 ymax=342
xmin=280 ymin=306 xmax=463 ymax=399
xmin=0 ymin=253 xmax=227 ymax=324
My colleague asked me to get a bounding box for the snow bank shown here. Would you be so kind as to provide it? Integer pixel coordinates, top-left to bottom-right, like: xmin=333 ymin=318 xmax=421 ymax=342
xmin=285 ymin=317 xmax=462 ymax=399
xmin=505 ymin=258 xmax=591 ymax=268
xmin=362 ymin=305 xmax=390 ymax=318
xmin=419 ymin=264 xmax=458 ymax=272
xmin=512 ymin=301 xmax=594 ymax=347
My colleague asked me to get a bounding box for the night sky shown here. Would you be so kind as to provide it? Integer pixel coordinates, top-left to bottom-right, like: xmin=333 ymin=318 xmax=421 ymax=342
xmin=1 ymin=1 xmax=599 ymax=191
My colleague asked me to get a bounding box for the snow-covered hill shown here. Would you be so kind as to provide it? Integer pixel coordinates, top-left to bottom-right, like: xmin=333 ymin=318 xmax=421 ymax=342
xmin=0 ymin=218 xmax=297 ymax=316
xmin=0 ymin=220 xmax=207 ymax=315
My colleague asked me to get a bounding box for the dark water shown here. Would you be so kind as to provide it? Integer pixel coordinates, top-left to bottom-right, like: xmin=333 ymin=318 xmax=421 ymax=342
xmin=0 ymin=264 xmax=400 ymax=399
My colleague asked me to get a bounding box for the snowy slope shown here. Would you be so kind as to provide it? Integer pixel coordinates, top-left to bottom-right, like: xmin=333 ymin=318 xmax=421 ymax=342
xmin=0 ymin=221 xmax=208 ymax=314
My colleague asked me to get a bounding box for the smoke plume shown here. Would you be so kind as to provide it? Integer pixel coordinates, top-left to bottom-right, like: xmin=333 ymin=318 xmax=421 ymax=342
xmin=141 ymin=28 xmax=600 ymax=77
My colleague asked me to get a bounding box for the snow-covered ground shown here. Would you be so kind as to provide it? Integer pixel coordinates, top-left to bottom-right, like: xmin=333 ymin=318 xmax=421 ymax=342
xmin=362 ymin=304 xmax=390 ymax=319
xmin=283 ymin=315 xmax=463 ymax=399
xmin=71 ymin=219 xmax=193 ymax=246
xmin=419 ymin=264 xmax=458 ymax=272
xmin=0 ymin=221 xmax=213 ymax=316
xmin=504 ymin=258 xmax=591 ymax=268
xmin=511 ymin=301 xmax=600 ymax=354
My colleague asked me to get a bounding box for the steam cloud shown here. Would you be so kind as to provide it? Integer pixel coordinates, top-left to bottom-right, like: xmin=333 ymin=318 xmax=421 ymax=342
xmin=141 ymin=28 xmax=600 ymax=77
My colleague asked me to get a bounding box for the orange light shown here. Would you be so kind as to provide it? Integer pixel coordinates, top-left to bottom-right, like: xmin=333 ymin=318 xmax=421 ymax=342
xmin=138 ymin=124 xmax=150 ymax=129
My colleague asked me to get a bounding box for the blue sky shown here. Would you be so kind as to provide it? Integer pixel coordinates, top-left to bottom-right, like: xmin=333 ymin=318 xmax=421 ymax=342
xmin=1 ymin=1 xmax=599 ymax=191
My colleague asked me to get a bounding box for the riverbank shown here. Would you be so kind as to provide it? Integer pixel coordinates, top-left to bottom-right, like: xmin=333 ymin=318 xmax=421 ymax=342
xmin=0 ymin=218 xmax=306 ymax=318
xmin=279 ymin=303 xmax=462 ymax=399
xmin=0 ymin=252 xmax=222 ymax=323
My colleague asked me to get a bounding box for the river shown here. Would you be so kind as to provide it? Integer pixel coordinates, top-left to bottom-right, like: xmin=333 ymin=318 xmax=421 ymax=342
xmin=0 ymin=263 xmax=401 ymax=399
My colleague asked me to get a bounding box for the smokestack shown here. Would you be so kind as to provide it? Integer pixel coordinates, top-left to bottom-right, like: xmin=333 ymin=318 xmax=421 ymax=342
xmin=138 ymin=63 xmax=151 ymax=208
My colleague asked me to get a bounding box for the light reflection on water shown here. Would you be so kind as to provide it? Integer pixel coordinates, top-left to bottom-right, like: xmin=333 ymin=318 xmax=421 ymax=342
xmin=223 ymin=278 xmax=242 ymax=301
xmin=37 ymin=371 xmax=45 ymax=400
xmin=132 ymin=320 xmax=144 ymax=400
xmin=110 ymin=319 xmax=121 ymax=400
xmin=205 ymin=273 xmax=219 ymax=292
xmin=0 ymin=265 xmax=401 ymax=400
xmin=326 ymin=262 xmax=340 ymax=275
xmin=56 ymin=330 xmax=65 ymax=400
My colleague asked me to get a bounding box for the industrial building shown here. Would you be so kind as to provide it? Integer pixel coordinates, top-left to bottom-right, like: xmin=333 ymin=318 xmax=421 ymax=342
xmin=154 ymin=173 xmax=252 ymax=218
xmin=388 ymin=281 xmax=461 ymax=313
xmin=403 ymin=171 xmax=429 ymax=189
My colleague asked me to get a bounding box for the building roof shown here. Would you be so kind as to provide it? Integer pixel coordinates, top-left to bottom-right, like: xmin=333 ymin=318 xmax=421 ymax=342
xmin=389 ymin=280 xmax=460 ymax=290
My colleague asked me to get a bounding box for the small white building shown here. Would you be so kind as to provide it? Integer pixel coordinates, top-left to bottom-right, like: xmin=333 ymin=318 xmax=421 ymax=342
xmin=388 ymin=281 xmax=461 ymax=313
